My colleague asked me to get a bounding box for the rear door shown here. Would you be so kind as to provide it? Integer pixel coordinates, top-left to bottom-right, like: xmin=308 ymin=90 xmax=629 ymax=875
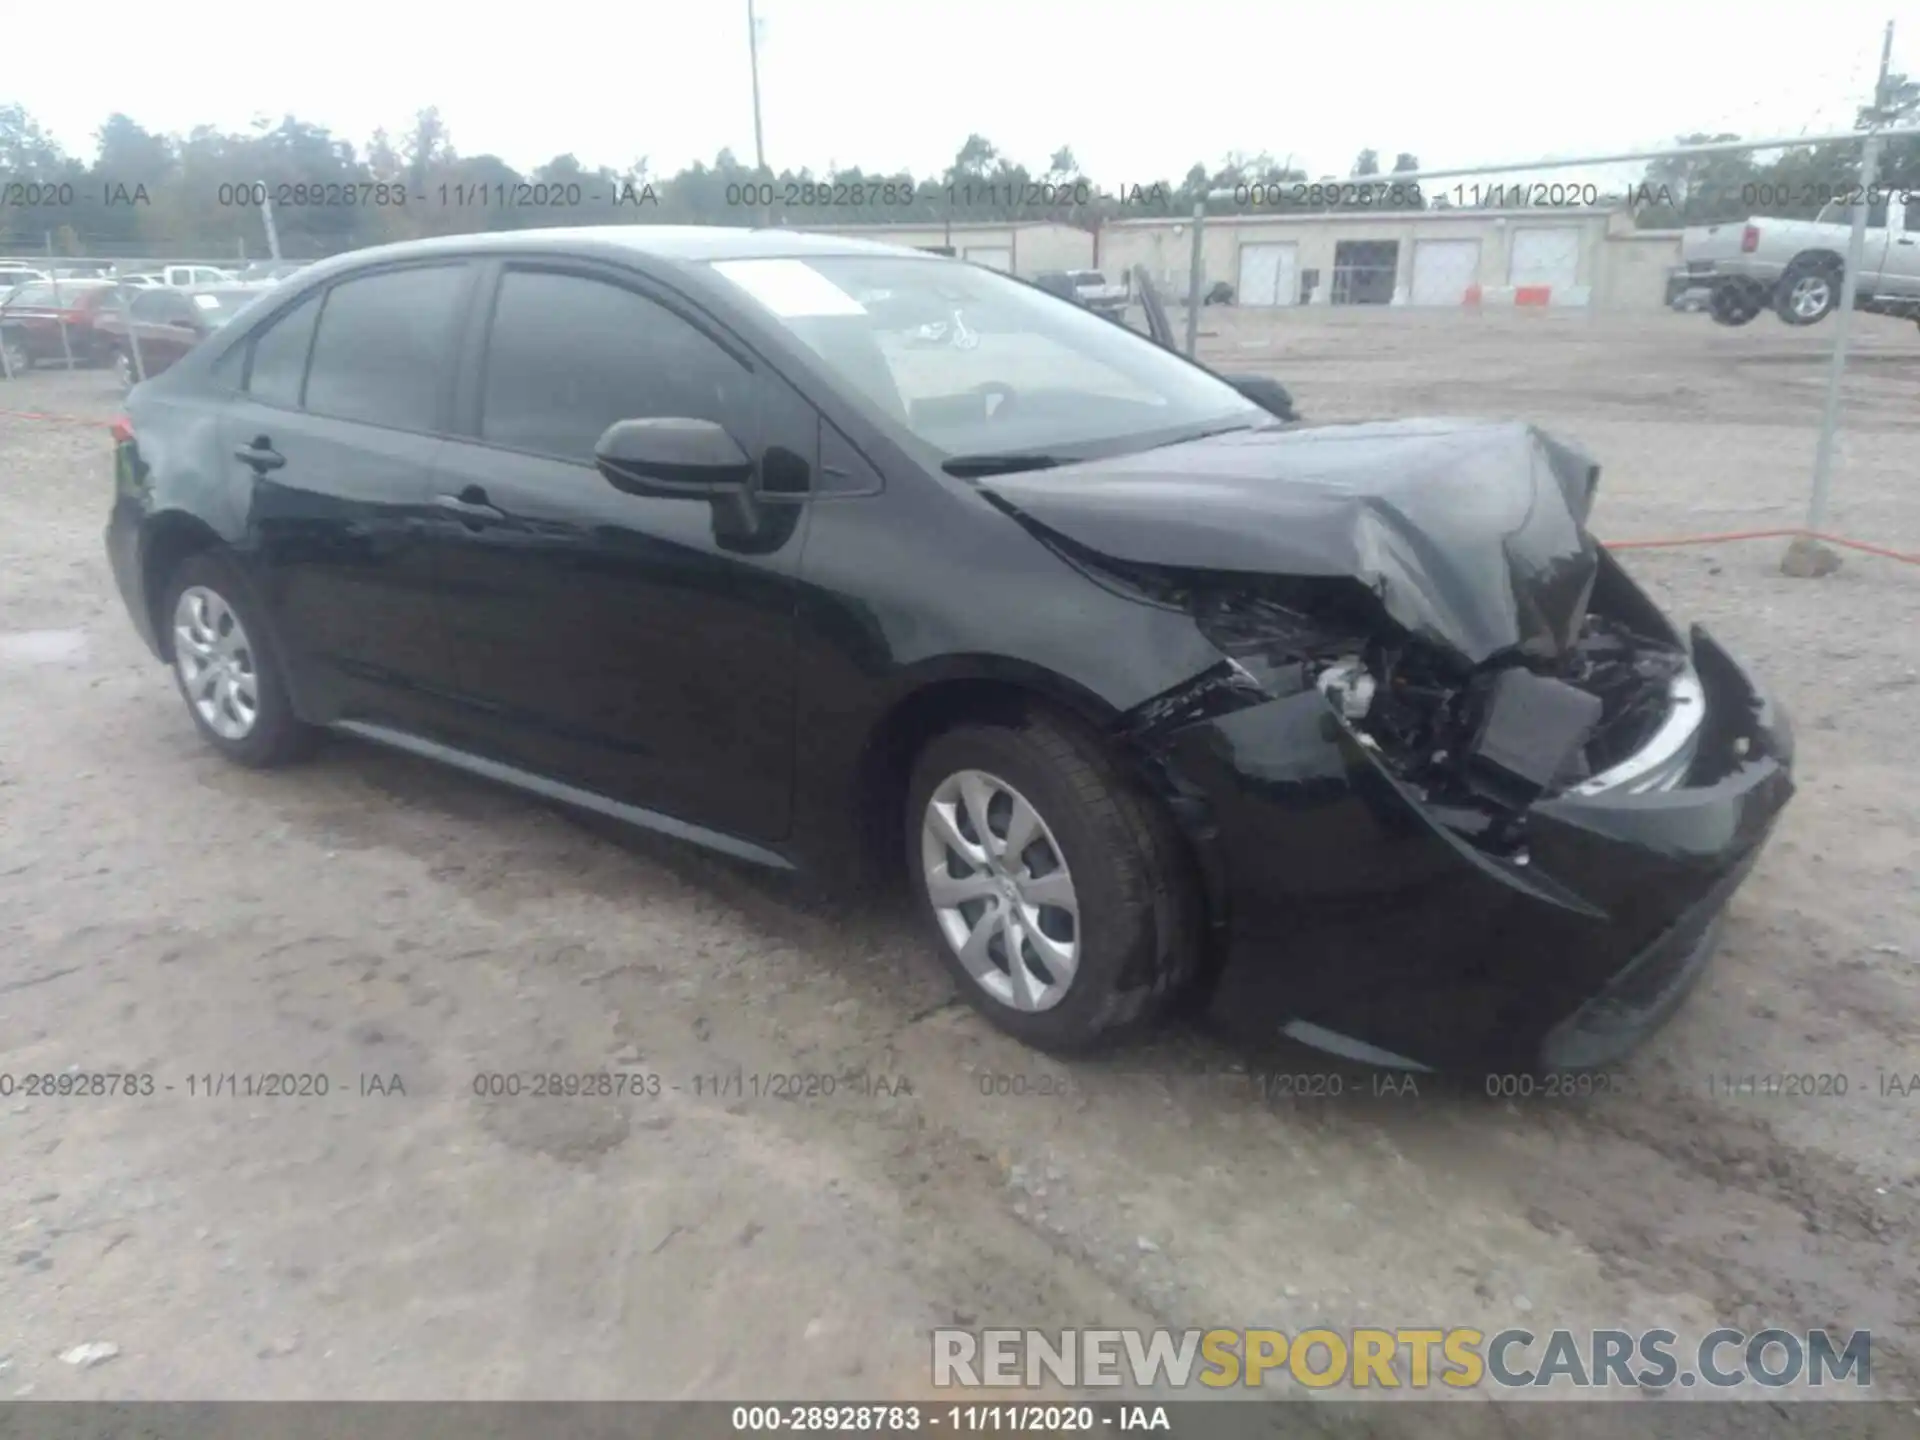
xmin=217 ymin=262 xmax=476 ymax=729
xmin=422 ymin=259 xmax=812 ymax=841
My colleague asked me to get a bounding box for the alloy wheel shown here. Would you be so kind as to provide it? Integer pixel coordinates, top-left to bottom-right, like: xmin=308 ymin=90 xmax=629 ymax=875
xmin=115 ymin=350 xmax=137 ymax=390
xmin=173 ymin=585 xmax=259 ymax=740
xmin=1790 ymin=275 xmax=1832 ymax=319
xmin=920 ymin=768 xmax=1079 ymax=1011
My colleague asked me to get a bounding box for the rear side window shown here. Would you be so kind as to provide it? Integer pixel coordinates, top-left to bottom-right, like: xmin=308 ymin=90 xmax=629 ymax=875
xmin=244 ymin=292 xmax=321 ymax=409
xmin=477 ymin=268 xmax=752 ymax=464
xmin=304 ymin=265 xmax=466 ymax=432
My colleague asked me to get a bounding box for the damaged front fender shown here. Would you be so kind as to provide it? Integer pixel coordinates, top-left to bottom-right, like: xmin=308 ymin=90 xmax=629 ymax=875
xmin=1131 ymin=624 xmax=1794 ymax=1071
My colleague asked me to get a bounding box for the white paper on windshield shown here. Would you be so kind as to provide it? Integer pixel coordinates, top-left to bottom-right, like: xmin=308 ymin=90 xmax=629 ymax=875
xmin=192 ymin=293 xmax=221 ymax=310
xmin=713 ymin=259 xmax=866 ymax=317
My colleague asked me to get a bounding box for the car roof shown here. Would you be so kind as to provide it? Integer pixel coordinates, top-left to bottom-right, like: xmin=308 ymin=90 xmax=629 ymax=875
xmin=290 ymin=224 xmax=940 ymax=278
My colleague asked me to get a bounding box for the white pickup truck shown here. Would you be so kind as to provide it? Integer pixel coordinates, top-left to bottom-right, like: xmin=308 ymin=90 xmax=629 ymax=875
xmin=1034 ymin=269 xmax=1131 ymax=317
xmin=1679 ymin=188 xmax=1920 ymax=327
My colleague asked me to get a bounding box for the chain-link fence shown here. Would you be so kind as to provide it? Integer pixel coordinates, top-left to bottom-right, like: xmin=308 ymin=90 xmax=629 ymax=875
xmin=1110 ymin=117 xmax=1920 ymax=582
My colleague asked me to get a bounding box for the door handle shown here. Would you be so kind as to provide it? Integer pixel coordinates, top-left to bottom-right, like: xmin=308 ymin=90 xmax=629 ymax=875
xmin=434 ymin=486 xmax=506 ymax=525
xmin=233 ymin=440 xmax=285 ymax=471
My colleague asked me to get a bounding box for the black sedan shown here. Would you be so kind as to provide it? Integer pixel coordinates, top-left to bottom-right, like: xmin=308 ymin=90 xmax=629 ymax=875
xmin=103 ymin=227 xmax=1794 ymax=1072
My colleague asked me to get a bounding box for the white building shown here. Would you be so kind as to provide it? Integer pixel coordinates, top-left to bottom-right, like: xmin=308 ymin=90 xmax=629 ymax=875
xmin=787 ymin=220 xmax=1094 ymax=278
xmin=1095 ymin=207 xmax=1680 ymax=310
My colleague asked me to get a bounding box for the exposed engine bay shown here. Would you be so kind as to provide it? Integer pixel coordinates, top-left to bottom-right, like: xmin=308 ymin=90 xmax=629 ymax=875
xmin=1116 ymin=564 xmax=1704 ymax=847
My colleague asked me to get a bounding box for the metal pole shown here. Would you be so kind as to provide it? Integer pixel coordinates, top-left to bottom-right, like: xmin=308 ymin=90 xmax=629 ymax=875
xmin=46 ymin=233 xmax=77 ymax=372
xmin=747 ymin=0 xmax=770 ymax=225
xmin=1184 ymin=202 xmax=1205 ymax=357
xmin=1801 ymin=140 xmax=1875 ymax=531
xmin=120 ymin=285 xmax=148 ymax=387
xmin=261 ymin=187 xmax=283 ymax=262
xmin=1790 ymin=24 xmax=1895 ymax=572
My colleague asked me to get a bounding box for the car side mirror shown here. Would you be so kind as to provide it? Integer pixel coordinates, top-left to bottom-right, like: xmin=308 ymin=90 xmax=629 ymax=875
xmin=1219 ymin=373 xmax=1298 ymax=422
xmin=594 ymin=417 xmax=754 ymax=498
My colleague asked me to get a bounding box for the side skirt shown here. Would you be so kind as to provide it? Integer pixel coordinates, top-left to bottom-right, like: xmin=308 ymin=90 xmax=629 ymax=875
xmin=331 ymin=720 xmax=797 ymax=871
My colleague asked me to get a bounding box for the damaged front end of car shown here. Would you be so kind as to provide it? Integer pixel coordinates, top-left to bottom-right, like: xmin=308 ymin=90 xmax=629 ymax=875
xmin=985 ymin=420 xmax=1796 ymax=1072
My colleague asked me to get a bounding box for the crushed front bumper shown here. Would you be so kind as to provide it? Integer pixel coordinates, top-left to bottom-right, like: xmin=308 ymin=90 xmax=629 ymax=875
xmin=1149 ymin=625 xmax=1794 ymax=1072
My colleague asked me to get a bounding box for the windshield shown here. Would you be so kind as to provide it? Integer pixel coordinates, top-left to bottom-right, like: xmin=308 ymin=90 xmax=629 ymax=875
xmin=709 ymin=254 xmax=1264 ymax=465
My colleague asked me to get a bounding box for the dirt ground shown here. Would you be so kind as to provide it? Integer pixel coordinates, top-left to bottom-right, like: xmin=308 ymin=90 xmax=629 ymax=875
xmin=1 ymin=306 xmax=1917 ymax=1427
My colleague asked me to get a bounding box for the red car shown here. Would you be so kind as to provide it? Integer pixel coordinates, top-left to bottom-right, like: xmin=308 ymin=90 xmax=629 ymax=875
xmin=93 ymin=284 xmax=274 ymax=389
xmin=0 ymin=280 xmax=125 ymax=372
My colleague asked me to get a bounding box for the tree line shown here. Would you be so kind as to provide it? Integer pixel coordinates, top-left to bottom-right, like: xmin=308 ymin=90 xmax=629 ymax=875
xmin=2 ymin=93 xmax=1916 ymax=261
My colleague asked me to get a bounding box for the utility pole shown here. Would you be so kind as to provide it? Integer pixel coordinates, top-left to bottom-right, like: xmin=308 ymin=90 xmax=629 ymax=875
xmin=260 ymin=185 xmax=283 ymax=261
xmin=1787 ymin=18 xmax=1896 ymax=577
xmin=748 ymin=0 xmax=770 ymax=225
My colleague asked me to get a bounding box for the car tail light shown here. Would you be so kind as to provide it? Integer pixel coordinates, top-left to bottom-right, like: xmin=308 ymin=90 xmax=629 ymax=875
xmin=1741 ymin=224 xmax=1760 ymax=253
xmin=109 ymin=415 xmax=135 ymax=445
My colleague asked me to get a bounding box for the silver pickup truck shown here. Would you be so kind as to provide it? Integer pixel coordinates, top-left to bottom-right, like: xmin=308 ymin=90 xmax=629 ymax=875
xmin=1679 ymin=189 xmax=1920 ymax=327
xmin=1034 ymin=268 xmax=1131 ymax=317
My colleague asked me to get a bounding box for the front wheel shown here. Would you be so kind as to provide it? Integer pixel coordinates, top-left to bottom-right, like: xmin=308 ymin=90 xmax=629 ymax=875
xmin=113 ymin=348 xmax=139 ymax=391
xmin=906 ymin=714 xmax=1200 ymax=1052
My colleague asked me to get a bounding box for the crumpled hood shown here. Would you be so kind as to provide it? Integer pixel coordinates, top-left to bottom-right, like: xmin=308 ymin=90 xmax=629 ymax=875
xmin=981 ymin=418 xmax=1603 ymax=665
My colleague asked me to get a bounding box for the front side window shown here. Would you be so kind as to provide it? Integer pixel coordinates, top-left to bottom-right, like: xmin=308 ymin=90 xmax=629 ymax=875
xmin=710 ymin=254 xmax=1263 ymax=468
xmin=304 ymin=265 xmax=467 ymax=432
xmin=478 ymin=268 xmax=753 ymax=464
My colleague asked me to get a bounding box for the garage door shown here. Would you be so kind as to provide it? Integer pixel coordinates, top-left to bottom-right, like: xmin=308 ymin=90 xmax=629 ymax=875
xmin=1409 ymin=238 xmax=1481 ymax=304
xmin=1236 ymin=242 xmax=1298 ymax=307
xmin=1508 ymin=228 xmax=1582 ymax=289
xmin=965 ymin=247 xmax=1012 ymax=272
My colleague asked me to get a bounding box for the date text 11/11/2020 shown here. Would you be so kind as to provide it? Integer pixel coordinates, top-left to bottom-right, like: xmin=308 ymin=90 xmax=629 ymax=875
xmin=207 ymin=181 xmax=664 ymax=211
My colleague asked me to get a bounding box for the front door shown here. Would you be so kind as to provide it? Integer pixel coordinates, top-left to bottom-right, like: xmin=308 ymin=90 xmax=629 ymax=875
xmin=424 ymin=262 xmax=811 ymax=843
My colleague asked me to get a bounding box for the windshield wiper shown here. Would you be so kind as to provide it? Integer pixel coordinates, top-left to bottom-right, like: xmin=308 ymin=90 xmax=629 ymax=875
xmin=942 ymin=453 xmax=1068 ymax=478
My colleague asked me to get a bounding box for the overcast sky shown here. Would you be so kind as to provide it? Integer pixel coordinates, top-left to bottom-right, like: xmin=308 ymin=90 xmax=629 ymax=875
xmin=17 ymin=0 xmax=1902 ymax=183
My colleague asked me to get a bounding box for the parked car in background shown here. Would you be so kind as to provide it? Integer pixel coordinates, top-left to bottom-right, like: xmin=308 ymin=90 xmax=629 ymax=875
xmin=116 ymin=273 xmax=167 ymax=289
xmin=162 ymin=264 xmax=239 ymax=288
xmin=1033 ymin=268 xmax=1130 ymax=317
xmin=0 ymin=279 xmax=125 ymax=372
xmin=236 ymin=261 xmax=308 ymax=283
xmin=101 ymin=227 xmax=1792 ymax=1070
xmin=1681 ymin=190 xmax=1920 ymax=327
xmin=94 ymin=283 xmax=273 ymax=388
xmin=0 ymin=265 xmax=50 ymax=298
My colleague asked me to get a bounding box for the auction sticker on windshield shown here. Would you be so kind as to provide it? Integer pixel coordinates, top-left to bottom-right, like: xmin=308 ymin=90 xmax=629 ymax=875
xmin=713 ymin=259 xmax=867 ymax=317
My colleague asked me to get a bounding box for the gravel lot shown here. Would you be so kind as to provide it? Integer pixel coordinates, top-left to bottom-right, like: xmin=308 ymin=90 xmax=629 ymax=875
xmin=2 ymin=308 xmax=1916 ymax=1426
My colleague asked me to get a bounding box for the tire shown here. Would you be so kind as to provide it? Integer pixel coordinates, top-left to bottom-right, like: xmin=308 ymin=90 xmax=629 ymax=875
xmin=1 ymin=336 xmax=30 ymax=375
xmin=1774 ymin=255 xmax=1841 ymax=325
xmin=160 ymin=551 xmax=316 ymax=768
xmin=905 ymin=712 xmax=1200 ymax=1052
xmin=114 ymin=347 xmax=138 ymax=392
xmin=1707 ymin=278 xmax=1762 ymax=327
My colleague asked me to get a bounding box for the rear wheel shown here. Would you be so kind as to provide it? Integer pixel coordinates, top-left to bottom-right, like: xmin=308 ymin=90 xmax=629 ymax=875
xmin=1 ymin=336 xmax=29 ymax=375
xmin=161 ymin=552 xmax=316 ymax=768
xmin=1775 ymin=255 xmax=1841 ymax=325
xmin=906 ymin=713 xmax=1199 ymax=1052
xmin=114 ymin=348 xmax=138 ymax=391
